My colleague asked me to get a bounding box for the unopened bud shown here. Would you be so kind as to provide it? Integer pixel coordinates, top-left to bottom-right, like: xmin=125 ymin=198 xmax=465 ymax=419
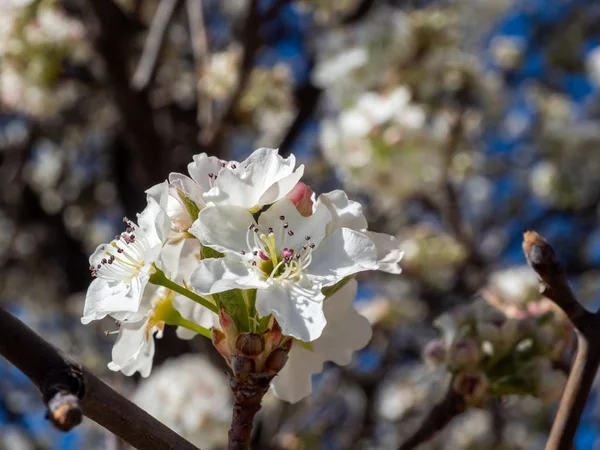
xmin=232 ymin=355 xmax=256 ymax=378
xmin=453 ymin=370 xmax=490 ymax=406
xmin=236 ymin=333 xmax=265 ymax=357
xmin=279 ymin=337 xmax=293 ymax=353
xmin=211 ymin=328 xmax=231 ymax=361
xmin=267 ymin=321 xmax=282 ymax=347
xmin=219 ymin=308 xmax=237 ymax=336
xmin=286 ymin=182 xmax=314 ymax=217
xmin=448 ymin=339 xmax=481 ymax=370
xmin=424 ymin=340 xmax=447 ymax=368
xmin=265 ymin=348 xmax=289 ymax=374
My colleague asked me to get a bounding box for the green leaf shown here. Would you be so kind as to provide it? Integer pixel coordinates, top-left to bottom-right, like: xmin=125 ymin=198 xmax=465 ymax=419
xmin=176 ymin=188 xmax=201 ymax=222
xmin=201 ymin=244 xmax=224 ymax=259
xmin=216 ymin=289 xmax=250 ymax=332
xmin=322 ymin=276 xmax=353 ymax=298
xmin=257 ymin=315 xmax=272 ymax=333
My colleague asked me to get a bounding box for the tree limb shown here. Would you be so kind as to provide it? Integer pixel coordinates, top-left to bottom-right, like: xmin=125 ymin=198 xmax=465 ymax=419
xmin=0 ymin=306 xmax=200 ymax=450
xmin=397 ymin=388 xmax=466 ymax=450
xmin=186 ymin=0 xmax=212 ymax=127
xmin=83 ymin=0 xmax=166 ymax=189
xmin=523 ymin=231 xmax=600 ymax=450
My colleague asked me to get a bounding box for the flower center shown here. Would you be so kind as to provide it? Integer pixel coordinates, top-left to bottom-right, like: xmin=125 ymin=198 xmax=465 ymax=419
xmin=240 ymin=215 xmax=315 ymax=281
xmin=89 ymin=218 xmax=150 ymax=282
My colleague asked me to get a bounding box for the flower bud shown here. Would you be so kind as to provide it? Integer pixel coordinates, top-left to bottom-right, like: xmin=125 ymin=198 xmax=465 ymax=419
xmin=211 ymin=328 xmax=231 ymax=361
xmin=448 ymin=339 xmax=481 ymax=370
xmin=232 ymin=355 xmax=256 ymax=378
xmin=265 ymin=348 xmax=289 ymax=374
xmin=453 ymin=370 xmax=490 ymax=406
xmin=266 ymin=321 xmax=282 ymax=347
xmin=236 ymin=333 xmax=265 ymax=358
xmin=218 ymin=308 xmax=237 ymax=336
xmin=286 ymin=182 xmax=314 ymax=217
xmin=424 ymin=340 xmax=447 ymax=368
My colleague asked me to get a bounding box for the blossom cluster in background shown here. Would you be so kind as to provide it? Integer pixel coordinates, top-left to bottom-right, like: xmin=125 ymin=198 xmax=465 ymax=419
xmin=4 ymin=0 xmax=600 ymax=448
xmin=0 ymin=0 xmax=89 ymax=117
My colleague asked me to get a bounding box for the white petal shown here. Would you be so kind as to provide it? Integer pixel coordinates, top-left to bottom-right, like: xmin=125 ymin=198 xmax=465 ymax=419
xmin=190 ymin=258 xmax=267 ymax=295
xmin=204 ymin=148 xmax=302 ymax=209
xmin=187 ymin=153 xmax=226 ymax=191
xmin=257 ymin=198 xmax=331 ymax=251
xmin=158 ymin=239 xmax=185 ymax=279
xmin=257 ymin=165 xmax=305 ymax=206
xmin=307 ymin=228 xmax=378 ymax=287
xmin=168 ymin=172 xmax=206 ymax=205
xmin=364 ymin=231 xmax=404 ymax=274
xmin=255 ymin=282 xmax=326 ymax=342
xmin=271 ymin=345 xmax=322 ymax=403
xmin=271 ymin=279 xmax=372 ymax=403
xmin=138 ymin=182 xmax=170 ymax=244
xmin=317 ymin=190 xmax=368 ymax=232
xmin=89 ymin=243 xmax=108 ymax=267
xmin=316 ymin=279 xmax=372 ymax=366
xmin=191 ymin=205 xmax=256 ymax=255
xmin=108 ymin=318 xmax=157 ymax=377
xmin=81 ymin=275 xmax=149 ymax=324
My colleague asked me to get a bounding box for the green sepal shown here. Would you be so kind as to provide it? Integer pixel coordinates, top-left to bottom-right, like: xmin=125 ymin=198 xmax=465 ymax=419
xmin=201 ymin=244 xmax=225 ymax=260
xmin=214 ymin=288 xmax=250 ymax=332
xmin=322 ymin=275 xmax=353 ymax=298
xmin=295 ymin=338 xmax=313 ymax=351
xmin=176 ymin=188 xmax=201 ymax=222
xmin=257 ymin=315 xmax=272 ymax=333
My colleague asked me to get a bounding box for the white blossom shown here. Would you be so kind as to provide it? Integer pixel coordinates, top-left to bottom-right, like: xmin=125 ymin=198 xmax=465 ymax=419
xmin=82 ymin=184 xmax=172 ymax=324
xmin=271 ymin=278 xmax=372 ymax=402
xmin=132 ymin=354 xmax=232 ymax=449
xmin=190 ymin=197 xmax=378 ymax=341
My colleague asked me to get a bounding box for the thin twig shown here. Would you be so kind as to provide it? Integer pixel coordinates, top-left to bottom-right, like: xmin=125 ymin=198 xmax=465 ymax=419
xmin=0 ymin=307 xmax=200 ymax=450
xmin=200 ymin=0 xmax=260 ymax=149
xmin=278 ymin=82 xmax=322 ymax=157
xmin=522 ymin=231 xmax=600 ymax=450
xmin=131 ymin=0 xmax=181 ymax=91
xmin=397 ymin=388 xmax=466 ymax=450
xmin=186 ymin=0 xmax=212 ymax=127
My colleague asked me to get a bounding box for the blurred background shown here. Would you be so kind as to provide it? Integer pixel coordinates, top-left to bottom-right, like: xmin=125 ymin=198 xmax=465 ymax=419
xmin=2 ymin=0 xmax=600 ymax=448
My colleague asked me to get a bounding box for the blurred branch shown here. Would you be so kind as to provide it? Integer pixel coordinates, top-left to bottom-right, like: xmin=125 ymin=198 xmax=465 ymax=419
xmin=82 ymin=0 xmax=166 ymax=189
xmin=439 ymin=110 xmax=483 ymax=268
xmin=0 ymin=306 xmax=201 ymax=450
xmin=522 ymin=231 xmax=600 ymax=450
xmin=186 ymin=0 xmax=212 ymax=127
xmin=397 ymin=388 xmax=466 ymax=450
xmin=278 ymin=82 xmax=322 ymax=157
xmin=131 ymin=0 xmax=181 ymax=91
xmin=200 ymin=0 xmax=260 ymax=150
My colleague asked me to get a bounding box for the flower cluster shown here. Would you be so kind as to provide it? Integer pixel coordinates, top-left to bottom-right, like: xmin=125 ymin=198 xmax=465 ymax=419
xmin=424 ymin=294 xmax=573 ymax=407
xmin=0 ymin=0 xmax=88 ymax=117
xmin=82 ymin=148 xmax=403 ymax=402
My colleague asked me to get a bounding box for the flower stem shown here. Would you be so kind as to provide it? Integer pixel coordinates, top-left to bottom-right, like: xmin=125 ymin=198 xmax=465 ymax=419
xmin=149 ymin=268 xmax=219 ymax=314
xmin=176 ymin=317 xmax=212 ymax=339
